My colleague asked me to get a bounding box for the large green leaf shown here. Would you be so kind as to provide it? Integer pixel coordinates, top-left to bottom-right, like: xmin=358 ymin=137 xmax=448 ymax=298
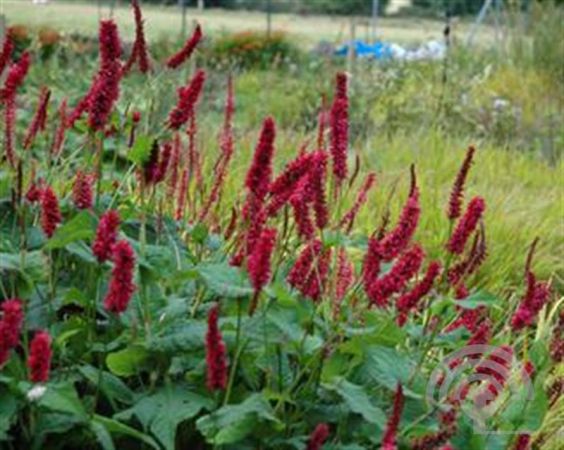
xmin=115 ymin=386 xmax=213 ymax=450
xmin=196 ymin=394 xmax=282 ymax=445
xmin=78 ymin=365 xmax=135 ymax=405
xmin=357 ymin=346 xmax=422 ymax=397
xmin=90 ymin=420 xmax=116 ymax=450
xmin=325 ymin=377 xmax=386 ymax=427
xmin=37 ymin=382 xmax=88 ymax=420
xmin=93 ymin=415 xmax=159 ymax=450
xmin=0 ymin=250 xmax=46 ymax=286
xmin=148 ymin=323 xmax=206 ymax=353
xmin=0 ymin=388 xmax=18 ymax=440
xmin=45 ymin=211 xmax=96 ymax=250
xmin=106 ymin=346 xmax=149 ymax=377
xmin=197 ymin=263 xmax=253 ymax=298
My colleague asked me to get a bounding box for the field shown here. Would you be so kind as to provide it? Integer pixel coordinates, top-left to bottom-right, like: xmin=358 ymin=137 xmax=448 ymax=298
xmin=0 ymin=1 xmax=563 ymax=449
xmin=1 ymin=0 xmax=497 ymax=45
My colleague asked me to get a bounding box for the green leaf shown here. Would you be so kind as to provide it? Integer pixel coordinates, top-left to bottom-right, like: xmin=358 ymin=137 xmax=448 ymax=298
xmin=326 ymin=378 xmax=386 ymax=427
xmin=106 ymin=346 xmax=149 ymax=377
xmin=37 ymin=383 xmax=88 ymax=420
xmin=196 ymin=394 xmax=281 ymax=445
xmin=148 ymin=323 xmax=206 ymax=353
xmin=454 ymin=291 xmax=498 ymax=310
xmin=197 ymin=263 xmax=253 ymax=298
xmin=78 ymin=365 xmax=135 ymax=405
xmin=93 ymin=415 xmax=159 ymax=450
xmin=358 ymin=346 xmax=422 ymax=397
xmin=0 ymin=251 xmax=46 ymax=286
xmin=65 ymin=241 xmax=98 ymax=264
xmin=127 ymin=135 xmax=153 ymax=166
xmin=90 ymin=420 xmax=116 ymax=450
xmin=45 ymin=211 xmax=96 ymax=249
xmin=115 ymin=386 xmax=213 ymax=450
xmin=0 ymin=388 xmax=18 ymax=440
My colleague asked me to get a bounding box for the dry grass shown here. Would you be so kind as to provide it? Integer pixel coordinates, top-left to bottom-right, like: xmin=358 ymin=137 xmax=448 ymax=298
xmin=1 ymin=0 xmax=495 ymax=45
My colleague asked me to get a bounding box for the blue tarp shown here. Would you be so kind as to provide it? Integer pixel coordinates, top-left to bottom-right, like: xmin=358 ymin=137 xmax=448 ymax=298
xmin=335 ymin=40 xmax=394 ymax=60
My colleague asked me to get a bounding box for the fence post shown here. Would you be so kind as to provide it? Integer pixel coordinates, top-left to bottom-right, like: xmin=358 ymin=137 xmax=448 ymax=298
xmin=179 ymin=0 xmax=187 ymax=37
xmin=346 ymin=17 xmax=356 ymax=76
xmin=371 ymin=0 xmax=379 ymax=42
xmin=266 ymin=0 xmax=272 ymax=38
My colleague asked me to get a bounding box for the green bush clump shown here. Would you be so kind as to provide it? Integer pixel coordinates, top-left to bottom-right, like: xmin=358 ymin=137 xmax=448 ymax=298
xmin=208 ymin=30 xmax=302 ymax=69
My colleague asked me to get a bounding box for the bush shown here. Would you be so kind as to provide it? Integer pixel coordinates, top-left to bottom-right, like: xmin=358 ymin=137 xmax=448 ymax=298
xmin=208 ymin=30 xmax=302 ymax=69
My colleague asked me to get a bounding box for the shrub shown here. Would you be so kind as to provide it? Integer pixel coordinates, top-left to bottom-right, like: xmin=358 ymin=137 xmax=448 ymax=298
xmin=208 ymin=30 xmax=302 ymax=69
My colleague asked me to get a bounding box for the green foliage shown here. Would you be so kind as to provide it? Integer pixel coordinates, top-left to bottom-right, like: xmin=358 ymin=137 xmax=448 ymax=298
xmin=208 ymin=30 xmax=302 ymax=69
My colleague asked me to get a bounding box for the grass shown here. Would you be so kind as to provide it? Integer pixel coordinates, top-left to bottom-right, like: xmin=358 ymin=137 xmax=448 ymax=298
xmin=1 ymin=0 xmax=496 ymax=45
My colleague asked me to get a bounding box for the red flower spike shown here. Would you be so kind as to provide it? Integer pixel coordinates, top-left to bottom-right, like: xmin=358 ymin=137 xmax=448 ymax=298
xmin=245 ymin=117 xmax=276 ymax=203
xmin=448 ymin=145 xmax=476 ymax=220
xmin=411 ymin=429 xmax=454 ymax=450
xmin=72 ymin=170 xmax=94 ymax=210
xmin=123 ymin=0 xmax=151 ymax=74
xmin=166 ymin=24 xmax=203 ymax=69
xmin=167 ymin=70 xmax=206 ymax=130
xmin=455 ymin=283 xmax=469 ymax=300
xmin=334 ymin=248 xmax=354 ymax=319
xmin=447 ymin=196 xmax=485 ymax=255
xmin=396 ymin=261 xmax=441 ymax=326
xmin=335 ymin=72 xmax=348 ymax=101
xmin=381 ymin=383 xmax=404 ymax=450
xmin=0 ymin=299 xmax=24 ymax=365
xmin=511 ymin=271 xmax=550 ymax=331
xmin=28 ymin=330 xmax=52 ymax=383
xmin=310 ymin=150 xmax=329 ymax=229
xmin=205 ymin=304 xmax=228 ymax=391
xmin=1 ymin=51 xmax=31 ymax=101
xmin=103 ymin=240 xmax=136 ymax=314
xmin=290 ymin=175 xmax=315 ymax=240
xmin=379 ymin=189 xmax=420 ymax=262
xmin=362 ymin=238 xmax=382 ymax=293
xmin=248 ymin=227 xmax=277 ymax=293
xmin=0 ymin=33 xmax=14 ymax=75
xmin=288 ymin=240 xmax=331 ymax=302
xmin=92 ymin=210 xmax=121 ymax=263
xmin=329 ymin=97 xmax=348 ymax=185
xmin=88 ymin=20 xmax=122 ymax=130
xmin=23 ymin=87 xmax=51 ymax=149
xmin=335 ymin=248 xmax=354 ymax=302
xmin=68 ymin=86 xmax=94 ymax=127
xmin=3 ymin=96 xmax=16 ymax=167
xmin=50 ymin=98 xmax=68 ymax=157
xmin=513 ymin=434 xmax=531 ymax=450
xmin=25 ymin=179 xmax=43 ymax=203
xmin=339 ymin=172 xmax=376 ymax=232
xmin=40 ymin=186 xmax=62 ymax=238
xmin=367 ymin=245 xmax=425 ymax=308
xmin=306 ymin=423 xmax=330 ymax=450
xmin=267 ymin=152 xmax=313 ymax=216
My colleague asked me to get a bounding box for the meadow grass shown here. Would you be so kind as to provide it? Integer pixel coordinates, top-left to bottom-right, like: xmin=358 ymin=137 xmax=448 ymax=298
xmin=1 ymin=0 xmax=497 ymax=45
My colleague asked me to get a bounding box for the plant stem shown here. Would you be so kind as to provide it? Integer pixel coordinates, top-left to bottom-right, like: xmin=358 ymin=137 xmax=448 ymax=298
xmin=223 ymin=299 xmax=243 ymax=405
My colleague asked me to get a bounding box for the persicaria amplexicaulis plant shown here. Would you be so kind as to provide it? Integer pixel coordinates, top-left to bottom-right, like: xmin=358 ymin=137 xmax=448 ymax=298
xmin=0 ymin=3 xmax=557 ymax=448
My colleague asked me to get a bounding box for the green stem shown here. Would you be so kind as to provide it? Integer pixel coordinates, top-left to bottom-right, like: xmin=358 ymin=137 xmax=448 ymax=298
xmin=223 ymin=299 xmax=243 ymax=406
